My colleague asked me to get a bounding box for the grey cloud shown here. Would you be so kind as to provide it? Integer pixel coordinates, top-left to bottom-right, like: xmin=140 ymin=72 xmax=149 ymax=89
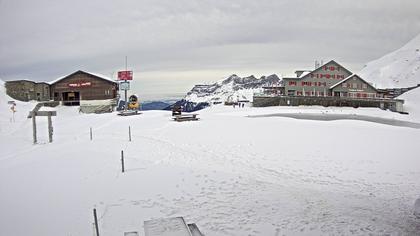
xmin=1 ymin=0 xmax=420 ymax=82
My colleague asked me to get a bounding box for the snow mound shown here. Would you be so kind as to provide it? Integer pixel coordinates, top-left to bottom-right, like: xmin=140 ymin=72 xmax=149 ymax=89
xmin=359 ymin=33 xmax=420 ymax=89
xmin=415 ymin=197 xmax=420 ymax=218
xmin=0 ymin=79 xmax=37 ymax=133
xmin=398 ymin=87 xmax=420 ymax=121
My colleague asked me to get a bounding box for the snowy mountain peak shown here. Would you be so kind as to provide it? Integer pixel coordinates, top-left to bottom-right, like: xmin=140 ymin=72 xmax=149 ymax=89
xmin=185 ymin=74 xmax=281 ymax=104
xmin=221 ymin=74 xmax=241 ymax=84
xmin=360 ymin=33 xmax=420 ymax=89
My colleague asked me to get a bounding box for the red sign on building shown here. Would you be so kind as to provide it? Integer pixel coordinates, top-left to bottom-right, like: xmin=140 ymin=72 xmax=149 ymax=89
xmin=68 ymin=82 xmax=92 ymax=87
xmin=118 ymin=71 xmax=133 ymax=80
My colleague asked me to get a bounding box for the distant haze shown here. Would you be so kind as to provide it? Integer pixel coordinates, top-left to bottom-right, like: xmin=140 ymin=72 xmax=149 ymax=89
xmin=1 ymin=0 xmax=420 ymax=99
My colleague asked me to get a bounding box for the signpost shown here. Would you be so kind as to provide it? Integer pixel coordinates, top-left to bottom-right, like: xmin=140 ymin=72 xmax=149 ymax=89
xmin=117 ymin=71 xmax=133 ymax=81
xmin=118 ymin=56 xmax=133 ymax=111
xmin=30 ymin=111 xmax=57 ymax=144
xmin=119 ymin=81 xmax=130 ymax=91
xmin=9 ymin=101 xmax=16 ymax=122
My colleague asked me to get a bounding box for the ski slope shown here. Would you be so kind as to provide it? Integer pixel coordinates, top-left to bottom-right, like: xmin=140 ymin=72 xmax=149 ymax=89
xmin=1 ymin=82 xmax=420 ymax=235
xmin=359 ymin=33 xmax=420 ymax=89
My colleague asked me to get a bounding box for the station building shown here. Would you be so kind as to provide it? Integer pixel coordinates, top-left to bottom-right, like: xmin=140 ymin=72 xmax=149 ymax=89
xmin=5 ymin=70 xmax=119 ymax=113
xmin=5 ymin=70 xmax=118 ymax=104
xmin=50 ymin=70 xmax=118 ymax=106
xmin=5 ymin=80 xmax=50 ymax=101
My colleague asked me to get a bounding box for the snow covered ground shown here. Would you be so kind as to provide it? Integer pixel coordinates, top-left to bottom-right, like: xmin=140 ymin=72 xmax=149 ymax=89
xmin=1 ymin=83 xmax=420 ymax=235
xmin=399 ymin=87 xmax=420 ymax=121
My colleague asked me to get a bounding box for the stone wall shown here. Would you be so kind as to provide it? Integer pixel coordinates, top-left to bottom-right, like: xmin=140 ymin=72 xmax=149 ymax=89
xmin=5 ymin=80 xmax=50 ymax=101
xmin=253 ymin=96 xmax=404 ymax=112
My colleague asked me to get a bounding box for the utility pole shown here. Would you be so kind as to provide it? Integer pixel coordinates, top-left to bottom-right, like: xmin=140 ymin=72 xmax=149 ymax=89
xmin=124 ymin=56 xmax=128 ymax=111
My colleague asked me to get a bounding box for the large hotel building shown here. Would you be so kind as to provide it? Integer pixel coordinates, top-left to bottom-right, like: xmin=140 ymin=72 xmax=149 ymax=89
xmin=254 ymin=60 xmax=405 ymax=112
xmin=283 ymin=60 xmax=379 ymax=98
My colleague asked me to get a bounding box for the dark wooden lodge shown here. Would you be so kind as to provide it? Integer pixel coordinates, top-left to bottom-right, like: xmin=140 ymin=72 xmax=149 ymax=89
xmin=50 ymin=70 xmax=118 ymax=105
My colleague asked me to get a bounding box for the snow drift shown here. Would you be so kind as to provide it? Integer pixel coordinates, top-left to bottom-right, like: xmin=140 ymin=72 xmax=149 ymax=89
xmin=398 ymin=87 xmax=420 ymax=120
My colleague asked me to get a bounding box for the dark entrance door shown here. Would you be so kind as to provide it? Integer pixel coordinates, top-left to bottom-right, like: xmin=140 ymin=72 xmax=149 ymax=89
xmin=63 ymin=92 xmax=80 ymax=106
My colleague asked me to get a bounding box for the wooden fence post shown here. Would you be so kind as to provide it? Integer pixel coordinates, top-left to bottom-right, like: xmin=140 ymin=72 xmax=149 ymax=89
xmin=32 ymin=112 xmax=37 ymax=144
xmin=90 ymin=127 xmax=93 ymax=141
xmin=47 ymin=114 xmax=53 ymax=143
xmin=93 ymin=208 xmax=100 ymax=236
xmin=121 ymin=150 xmax=125 ymax=173
xmin=128 ymin=126 xmax=131 ymax=142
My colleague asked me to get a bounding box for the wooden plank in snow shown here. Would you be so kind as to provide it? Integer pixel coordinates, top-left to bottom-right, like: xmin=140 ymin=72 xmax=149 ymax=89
xmin=144 ymin=217 xmax=192 ymax=236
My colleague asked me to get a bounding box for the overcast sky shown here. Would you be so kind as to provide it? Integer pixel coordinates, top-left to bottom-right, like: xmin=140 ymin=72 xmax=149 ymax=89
xmin=1 ymin=0 xmax=420 ymax=98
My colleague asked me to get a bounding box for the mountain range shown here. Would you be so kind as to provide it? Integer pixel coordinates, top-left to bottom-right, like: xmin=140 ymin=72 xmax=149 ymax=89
xmin=165 ymin=74 xmax=281 ymax=112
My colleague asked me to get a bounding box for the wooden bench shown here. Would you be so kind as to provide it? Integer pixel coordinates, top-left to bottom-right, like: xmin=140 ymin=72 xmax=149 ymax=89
xmin=144 ymin=217 xmax=204 ymax=236
xmin=173 ymin=114 xmax=199 ymax=122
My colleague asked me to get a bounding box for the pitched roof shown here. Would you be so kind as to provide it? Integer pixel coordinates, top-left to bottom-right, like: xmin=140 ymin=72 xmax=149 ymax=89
xmin=283 ymin=60 xmax=353 ymax=80
xmin=5 ymin=79 xmax=50 ymax=84
xmin=329 ymin=74 xmax=378 ymax=91
xmin=49 ymin=70 xmax=117 ymax=85
xmin=303 ymin=60 xmax=353 ymax=79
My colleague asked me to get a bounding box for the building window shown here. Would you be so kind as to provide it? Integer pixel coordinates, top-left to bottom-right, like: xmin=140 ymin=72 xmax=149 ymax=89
xmin=352 ymin=83 xmax=357 ymax=89
xmin=289 ymin=81 xmax=297 ymax=86
xmin=362 ymin=84 xmax=367 ymax=89
xmin=342 ymin=83 xmax=347 ymax=88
